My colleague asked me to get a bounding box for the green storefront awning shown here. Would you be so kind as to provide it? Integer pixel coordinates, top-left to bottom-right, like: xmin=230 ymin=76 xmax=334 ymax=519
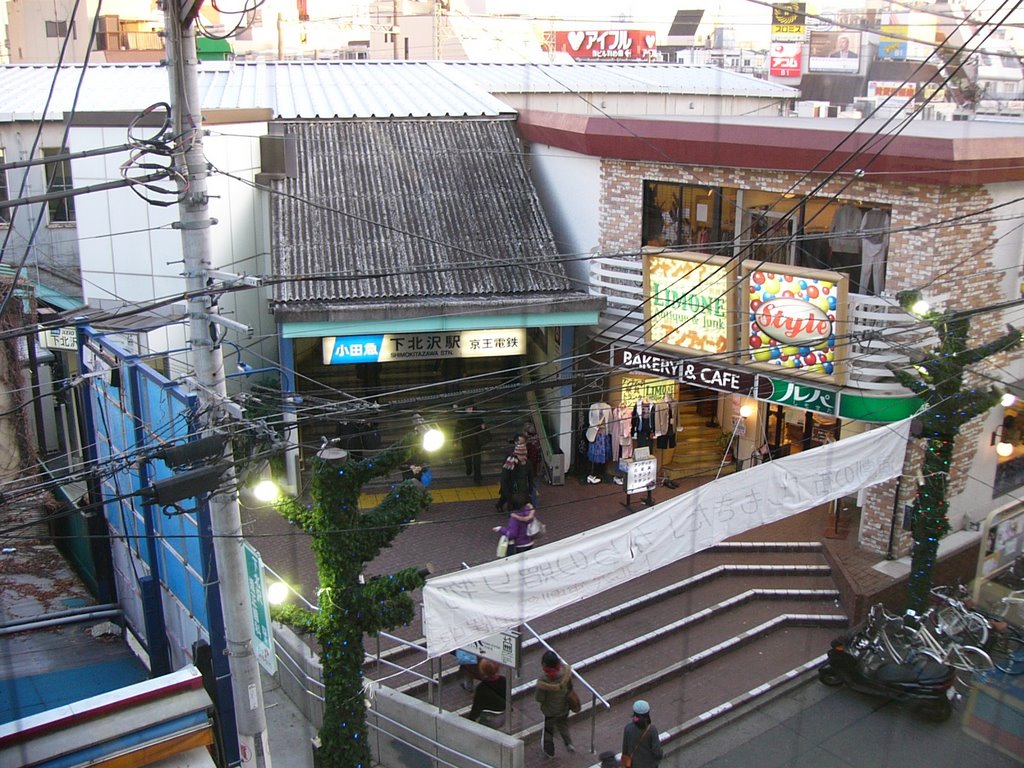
xmin=837 ymin=392 xmax=923 ymax=422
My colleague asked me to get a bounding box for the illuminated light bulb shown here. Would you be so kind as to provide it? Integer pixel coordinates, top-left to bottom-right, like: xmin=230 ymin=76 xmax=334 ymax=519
xmin=252 ymin=479 xmax=280 ymax=503
xmin=911 ymin=299 xmax=930 ymax=316
xmin=1001 ymin=393 xmax=1016 ymax=408
xmin=267 ymin=581 xmax=290 ymax=605
xmin=422 ymin=427 xmax=445 ymax=452
xmin=997 ymin=441 xmax=1014 ymax=458
xmin=739 ymin=404 xmax=754 ymax=418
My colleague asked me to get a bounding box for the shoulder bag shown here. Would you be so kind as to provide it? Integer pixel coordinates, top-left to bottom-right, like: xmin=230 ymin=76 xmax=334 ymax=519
xmin=527 ymin=517 xmax=544 ymax=537
xmin=496 ymin=535 xmax=508 ymax=558
xmin=566 ymin=687 xmax=581 ymax=713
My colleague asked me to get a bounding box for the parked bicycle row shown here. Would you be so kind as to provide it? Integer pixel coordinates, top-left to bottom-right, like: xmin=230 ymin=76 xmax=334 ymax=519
xmin=818 ymin=586 xmax=1024 ymax=724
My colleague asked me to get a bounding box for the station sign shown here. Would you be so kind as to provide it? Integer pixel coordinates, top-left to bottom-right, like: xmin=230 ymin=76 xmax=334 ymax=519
xmin=39 ymin=326 xmax=77 ymax=351
xmin=322 ymin=328 xmax=525 ymax=365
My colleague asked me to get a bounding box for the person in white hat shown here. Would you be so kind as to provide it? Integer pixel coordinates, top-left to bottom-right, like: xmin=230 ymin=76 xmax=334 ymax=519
xmin=620 ymin=699 xmax=663 ymax=767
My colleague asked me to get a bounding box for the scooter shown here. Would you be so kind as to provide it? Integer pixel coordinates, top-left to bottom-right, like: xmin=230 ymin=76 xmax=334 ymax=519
xmin=818 ymin=630 xmax=957 ymax=721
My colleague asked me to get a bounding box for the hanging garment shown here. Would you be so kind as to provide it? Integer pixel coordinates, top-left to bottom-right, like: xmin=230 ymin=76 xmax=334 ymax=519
xmin=829 ymin=203 xmax=863 ymax=254
xmin=609 ymin=404 xmax=633 ymax=461
xmin=860 ymin=209 xmax=889 ymax=295
xmin=632 ymin=401 xmax=655 ymax=449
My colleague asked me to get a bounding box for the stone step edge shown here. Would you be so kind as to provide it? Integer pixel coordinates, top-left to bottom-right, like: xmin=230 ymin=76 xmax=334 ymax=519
xmin=582 ymin=656 xmax=827 ymax=768
xmin=511 ymin=614 xmax=846 ymax=742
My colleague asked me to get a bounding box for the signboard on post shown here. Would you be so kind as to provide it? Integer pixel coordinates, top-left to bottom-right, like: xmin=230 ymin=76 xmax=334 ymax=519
xmin=461 ymin=629 xmax=521 ymax=669
xmin=243 ymin=542 xmax=277 ymax=675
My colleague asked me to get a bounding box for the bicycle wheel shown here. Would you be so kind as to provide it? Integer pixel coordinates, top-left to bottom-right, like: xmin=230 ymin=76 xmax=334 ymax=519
xmin=937 ymin=606 xmax=989 ymax=647
xmin=946 ymin=645 xmax=994 ymax=691
xmin=930 ymin=585 xmax=955 ymax=602
xmin=988 ymin=634 xmax=1024 ymax=675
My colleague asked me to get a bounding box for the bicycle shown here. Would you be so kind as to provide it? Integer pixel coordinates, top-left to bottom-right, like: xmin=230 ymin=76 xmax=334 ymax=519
xmin=994 ymin=588 xmax=1024 ymax=626
xmin=929 ymin=584 xmax=990 ymax=647
xmin=871 ymin=604 xmax=994 ymax=692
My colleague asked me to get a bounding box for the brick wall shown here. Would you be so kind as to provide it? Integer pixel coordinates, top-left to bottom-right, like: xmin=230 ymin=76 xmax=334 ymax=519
xmin=597 ymin=159 xmax=1009 ymax=557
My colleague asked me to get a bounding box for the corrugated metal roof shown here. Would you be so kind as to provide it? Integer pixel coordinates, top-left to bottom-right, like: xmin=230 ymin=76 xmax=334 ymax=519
xmin=0 ymin=61 xmax=513 ymax=121
xmin=270 ymin=118 xmax=597 ymax=320
xmin=0 ymin=60 xmax=795 ymax=122
xmin=433 ymin=61 xmax=799 ymax=97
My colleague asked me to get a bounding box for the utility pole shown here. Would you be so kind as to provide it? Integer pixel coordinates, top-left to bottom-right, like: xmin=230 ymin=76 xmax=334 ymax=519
xmin=163 ymin=2 xmax=272 ymax=766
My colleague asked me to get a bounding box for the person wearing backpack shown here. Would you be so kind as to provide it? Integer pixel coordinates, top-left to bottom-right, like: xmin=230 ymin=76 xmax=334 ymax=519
xmin=621 ymin=700 xmax=663 ymax=767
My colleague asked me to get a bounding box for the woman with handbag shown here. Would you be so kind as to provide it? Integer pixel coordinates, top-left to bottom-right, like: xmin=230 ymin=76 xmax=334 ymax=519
xmin=493 ymin=496 xmax=538 ymax=557
xmin=621 ymin=700 xmax=663 ymax=767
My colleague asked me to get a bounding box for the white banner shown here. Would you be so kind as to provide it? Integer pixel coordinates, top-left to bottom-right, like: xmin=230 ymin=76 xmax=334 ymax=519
xmin=422 ymin=419 xmax=912 ymax=657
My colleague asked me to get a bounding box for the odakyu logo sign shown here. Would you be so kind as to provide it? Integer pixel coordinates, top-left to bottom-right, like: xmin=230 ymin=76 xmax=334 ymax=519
xmin=747 ymin=269 xmax=841 ymax=379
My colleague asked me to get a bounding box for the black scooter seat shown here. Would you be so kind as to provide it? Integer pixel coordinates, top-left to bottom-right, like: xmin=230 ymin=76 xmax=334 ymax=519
xmin=874 ymin=657 xmax=952 ymax=685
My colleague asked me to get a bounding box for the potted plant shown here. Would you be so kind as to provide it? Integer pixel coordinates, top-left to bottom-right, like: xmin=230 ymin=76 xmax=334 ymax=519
xmin=718 ymin=433 xmax=736 ymax=463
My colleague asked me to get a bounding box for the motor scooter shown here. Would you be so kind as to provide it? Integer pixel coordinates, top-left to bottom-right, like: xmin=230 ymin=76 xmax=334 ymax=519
xmin=818 ymin=630 xmax=957 ymax=721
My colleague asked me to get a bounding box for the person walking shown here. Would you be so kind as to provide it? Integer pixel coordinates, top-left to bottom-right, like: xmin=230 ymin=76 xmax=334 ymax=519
xmin=621 ymin=700 xmax=663 ymax=768
xmin=535 ymin=650 xmax=575 ymax=757
xmin=497 ymin=434 xmax=534 ymax=513
xmin=493 ymin=496 xmax=537 ymax=556
xmin=464 ymin=659 xmax=507 ymax=723
xmin=457 ymin=404 xmax=486 ymax=484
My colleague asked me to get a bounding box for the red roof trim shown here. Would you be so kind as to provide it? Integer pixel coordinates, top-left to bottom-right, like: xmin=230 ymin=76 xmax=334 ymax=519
xmin=516 ymin=110 xmax=1024 ymax=185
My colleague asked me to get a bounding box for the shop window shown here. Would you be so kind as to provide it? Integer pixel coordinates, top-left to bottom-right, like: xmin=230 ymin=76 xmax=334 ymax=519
xmin=994 ymin=409 xmax=1024 ymax=497
xmin=42 ymin=147 xmax=75 ymax=224
xmin=641 ymin=181 xmax=734 ymax=255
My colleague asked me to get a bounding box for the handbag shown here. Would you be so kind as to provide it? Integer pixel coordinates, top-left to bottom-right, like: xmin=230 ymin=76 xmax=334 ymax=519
xmin=496 ymin=534 xmax=508 ymax=558
xmin=527 ymin=517 xmax=544 ymax=537
xmin=566 ymin=687 xmax=581 ymax=713
xmin=621 ymin=723 xmax=650 ymax=768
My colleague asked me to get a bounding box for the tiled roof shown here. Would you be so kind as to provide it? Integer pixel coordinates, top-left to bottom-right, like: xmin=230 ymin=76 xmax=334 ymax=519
xmin=270 ymin=118 xmax=597 ymax=321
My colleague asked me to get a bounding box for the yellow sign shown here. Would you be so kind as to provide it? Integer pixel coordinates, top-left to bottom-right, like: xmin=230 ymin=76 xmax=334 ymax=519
xmin=620 ymin=376 xmax=676 ymax=405
xmin=771 ymin=3 xmax=806 ymax=41
xmin=645 ymin=253 xmax=733 ymax=355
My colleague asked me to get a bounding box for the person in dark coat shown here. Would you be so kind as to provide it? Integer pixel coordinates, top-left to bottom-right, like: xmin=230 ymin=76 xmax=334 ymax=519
xmin=464 ymin=659 xmax=507 ymax=723
xmin=621 ymin=699 xmax=663 ymax=767
xmin=497 ymin=434 xmax=534 ymax=513
xmin=457 ymin=404 xmax=486 ymax=484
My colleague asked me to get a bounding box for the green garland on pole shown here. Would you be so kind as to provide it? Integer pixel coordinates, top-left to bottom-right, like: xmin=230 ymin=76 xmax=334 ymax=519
xmin=891 ymin=291 xmax=1021 ymax=612
xmin=272 ymin=437 xmax=431 ymax=768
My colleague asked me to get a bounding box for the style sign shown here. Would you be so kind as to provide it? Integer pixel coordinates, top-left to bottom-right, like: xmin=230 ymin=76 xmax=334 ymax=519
xmin=322 ymin=329 xmax=526 ymax=364
xmin=744 ymin=265 xmax=845 ymax=382
xmin=645 ymin=253 xmax=734 ymax=355
xmin=460 ymin=629 xmax=521 ymax=669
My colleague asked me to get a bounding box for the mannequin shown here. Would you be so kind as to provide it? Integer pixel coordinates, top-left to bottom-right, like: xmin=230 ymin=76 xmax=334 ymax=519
xmin=654 ymin=394 xmax=680 ymax=488
xmin=632 ymin=397 xmax=655 ymax=450
xmin=609 ymin=400 xmax=633 ymax=485
xmin=586 ymin=401 xmax=612 ymax=484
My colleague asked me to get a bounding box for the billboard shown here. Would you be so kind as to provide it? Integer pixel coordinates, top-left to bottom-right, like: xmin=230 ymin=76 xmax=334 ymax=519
xmin=644 ymin=253 xmax=736 ymax=356
xmin=771 ymin=3 xmax=806 ymax=42
xmin=742 ymin=264 xmax=846 ymax=383
xmin=769 ymin=43 xmax=802 ymax=78
xmin=549 ymin=30 xmax=656 ymax=60
xmin=808 ymin=30 xmax=860 ymax=73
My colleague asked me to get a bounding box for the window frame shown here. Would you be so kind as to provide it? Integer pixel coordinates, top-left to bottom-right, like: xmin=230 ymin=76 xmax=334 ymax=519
xmin=42 ymin=147 xmax=76 ymax=224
